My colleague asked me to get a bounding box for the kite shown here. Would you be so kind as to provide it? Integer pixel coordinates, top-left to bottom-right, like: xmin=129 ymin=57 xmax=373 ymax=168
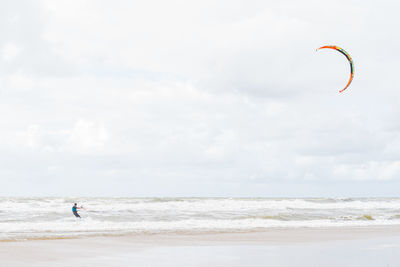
xmin=316 ymin=45 xmax=354 ymax=93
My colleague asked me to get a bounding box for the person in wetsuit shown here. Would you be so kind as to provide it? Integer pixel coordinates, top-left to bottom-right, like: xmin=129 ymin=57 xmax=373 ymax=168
xmin=72 ymin=203 xmax=81 ymax=218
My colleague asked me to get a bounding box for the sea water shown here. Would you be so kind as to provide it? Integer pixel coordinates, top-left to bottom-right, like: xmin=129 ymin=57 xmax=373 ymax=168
xmin=1 ymin=197 xmax=400 ymax=241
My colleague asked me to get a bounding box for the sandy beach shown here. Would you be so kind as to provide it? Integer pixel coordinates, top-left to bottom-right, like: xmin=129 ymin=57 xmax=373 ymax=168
xmin=2 ymin=226 xmax=400 ymax=267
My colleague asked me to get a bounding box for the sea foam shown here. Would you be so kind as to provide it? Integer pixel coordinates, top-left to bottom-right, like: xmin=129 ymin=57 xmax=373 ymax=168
xmin=1 ymin=197 xmax=400 ymax=240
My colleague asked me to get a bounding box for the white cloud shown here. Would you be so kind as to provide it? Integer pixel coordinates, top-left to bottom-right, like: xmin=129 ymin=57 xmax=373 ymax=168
xmin=15 ymin=120 xmax=108 ymax=152
xmin=67 ymin=119 xmax=109 ymax=154
xmin=17 ymin=124 xmax=41 ymax=148
xmin=334 ymin=161 xmax=400 ymax=181
xmin=2 ymin=43 xmax=20 ymax=61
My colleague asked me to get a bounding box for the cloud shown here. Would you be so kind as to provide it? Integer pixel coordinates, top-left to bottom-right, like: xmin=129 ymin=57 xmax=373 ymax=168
xmin=2 ymin=42 xmax=20 ymax=61
xmin=334 ymin=161 xmax=400 ymax=181
xmin=14 ymin=119 xmax=108 ymax=154
xmin=67 ymin=119 xmax=109 ymax=154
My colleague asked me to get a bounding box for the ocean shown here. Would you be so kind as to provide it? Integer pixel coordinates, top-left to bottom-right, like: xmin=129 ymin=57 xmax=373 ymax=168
xmin=1 ymin=197 xmax=400 ymax=241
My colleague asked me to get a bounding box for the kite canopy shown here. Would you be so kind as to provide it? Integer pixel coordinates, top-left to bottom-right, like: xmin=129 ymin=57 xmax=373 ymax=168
xmin=317 ymin=45 xmax=354 ymax=93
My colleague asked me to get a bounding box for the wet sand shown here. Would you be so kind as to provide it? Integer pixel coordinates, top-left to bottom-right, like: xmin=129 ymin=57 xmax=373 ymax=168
xmin=1 ymin=227 xmax=400 ymax=267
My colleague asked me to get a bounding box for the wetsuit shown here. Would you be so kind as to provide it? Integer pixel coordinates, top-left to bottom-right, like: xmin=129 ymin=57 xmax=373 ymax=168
xmin=72 ymin=206 xmax=80 ymax=218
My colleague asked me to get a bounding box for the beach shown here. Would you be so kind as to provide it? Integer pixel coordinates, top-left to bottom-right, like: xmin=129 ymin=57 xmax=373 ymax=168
xmin=2 ymin=227 xmax=400 ymax=267
xmin=2 ymin=198 xmax=400 ymax=266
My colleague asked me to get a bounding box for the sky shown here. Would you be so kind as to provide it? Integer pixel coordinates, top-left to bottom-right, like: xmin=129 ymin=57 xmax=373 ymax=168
xmin=1 ymin=0 xmax=400 ymax=197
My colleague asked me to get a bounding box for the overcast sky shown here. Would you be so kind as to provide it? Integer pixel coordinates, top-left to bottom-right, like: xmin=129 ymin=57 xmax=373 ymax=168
xmin=1 ymin=0 xmax=400 ymax=197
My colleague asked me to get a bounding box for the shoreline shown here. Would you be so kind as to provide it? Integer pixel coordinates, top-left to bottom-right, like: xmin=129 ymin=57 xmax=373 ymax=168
xmin=2 ymin=226 xmax=400 ymax=266
xmin=3 ymin=224 xmax=400 ymax=243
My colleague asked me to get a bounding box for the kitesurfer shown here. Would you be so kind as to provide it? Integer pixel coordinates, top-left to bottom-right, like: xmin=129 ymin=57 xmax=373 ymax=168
xmin=72 ymin=203 xmax=81 ymax=218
